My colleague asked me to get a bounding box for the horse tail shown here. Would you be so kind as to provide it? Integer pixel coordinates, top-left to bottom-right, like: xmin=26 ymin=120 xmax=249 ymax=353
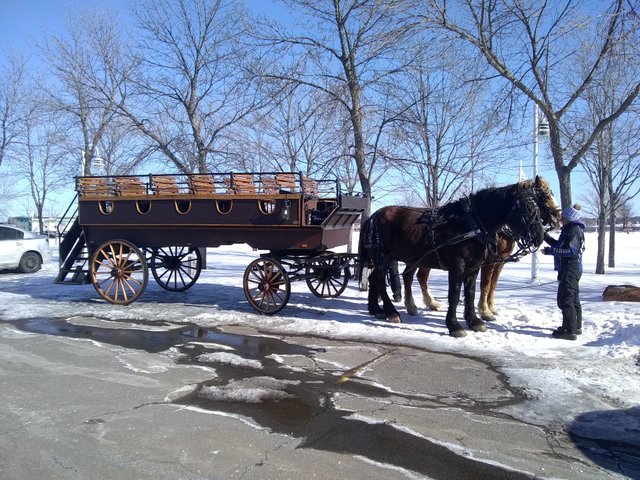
xmin=358 ymin=207 xmax=386 ymax=282
xmin=356 ymin=215 xmax=372 ymax=284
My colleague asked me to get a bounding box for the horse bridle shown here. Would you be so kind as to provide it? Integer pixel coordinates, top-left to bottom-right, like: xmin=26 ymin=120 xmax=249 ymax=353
xmin=503 ymin=191 xmax=545 ymax=262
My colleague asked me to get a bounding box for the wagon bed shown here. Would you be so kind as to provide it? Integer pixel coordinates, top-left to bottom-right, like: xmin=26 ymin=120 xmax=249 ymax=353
xmin=56 ymin=171 xmax=366 ymax=313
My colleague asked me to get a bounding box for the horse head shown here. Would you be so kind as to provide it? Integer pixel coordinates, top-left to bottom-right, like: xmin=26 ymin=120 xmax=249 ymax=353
xmin=520 ymin=176 xmax=562 ymax=230
xmin=509 ymin=182 xmax=546 ymax=249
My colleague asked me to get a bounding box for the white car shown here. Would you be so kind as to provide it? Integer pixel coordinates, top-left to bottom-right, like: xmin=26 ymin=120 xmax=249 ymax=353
xmin=0 ymin=224 xmax=52 ymax=273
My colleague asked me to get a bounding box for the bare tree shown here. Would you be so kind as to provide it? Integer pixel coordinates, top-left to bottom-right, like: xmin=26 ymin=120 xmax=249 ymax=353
xmin=10 ymin=97 xmax=68 ymax=233
xmin=238 ymin=83 xmax=345 ymax=177
xmin=253 ymin=0 xmax=418 ymax=215
xmin=112 ymin=0 xmax=266 ymax=174
xmin=579 ymin=25 xmax=640 ymax=273
xmin=0 ymin=55 xmax=25 ymax=169
xmin=389 ymin=45 xmax=507 ymax=208
xmin=422 ymin=0 xmax=640 ymax=209
xmin=42 ymin=9 xmax=132 ymax=176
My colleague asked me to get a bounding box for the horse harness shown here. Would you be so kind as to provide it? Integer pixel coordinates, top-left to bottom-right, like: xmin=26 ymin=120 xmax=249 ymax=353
xmin=406 ymin=191 xmax=544 ymax=271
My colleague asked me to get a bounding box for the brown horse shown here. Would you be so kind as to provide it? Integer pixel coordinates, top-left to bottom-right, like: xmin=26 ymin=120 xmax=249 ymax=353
xmin=408 ymin=176 xmax=561 ymax=322
xmin=359 ymin=180 xmax=546 ymax=337
xmin=412 ymin=232 xmax=515 ymax=320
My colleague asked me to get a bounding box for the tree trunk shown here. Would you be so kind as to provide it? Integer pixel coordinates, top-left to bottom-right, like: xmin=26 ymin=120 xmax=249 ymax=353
xmin=595 ymin=207 xmax=606 ymax=274
xmin=608 ymin=211 xmax=616 ymax=268
xmin=36 ymin=203 xmax=45 ymax=235
xmin=556 ymin=166 xmax=573 ymax=210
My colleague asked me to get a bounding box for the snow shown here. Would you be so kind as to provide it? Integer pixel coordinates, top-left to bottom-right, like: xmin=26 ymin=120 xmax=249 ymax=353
xmin=0 ymin=231 xmax=639 ymax=447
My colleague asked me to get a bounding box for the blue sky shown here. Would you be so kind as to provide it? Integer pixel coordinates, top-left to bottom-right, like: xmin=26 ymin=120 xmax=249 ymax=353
xmin=0 ymin=1 xmax=636 ymax=218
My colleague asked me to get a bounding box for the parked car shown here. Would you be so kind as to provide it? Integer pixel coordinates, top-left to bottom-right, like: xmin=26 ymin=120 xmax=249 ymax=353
xmin=0 ymin=224 xmax=52 ymax=273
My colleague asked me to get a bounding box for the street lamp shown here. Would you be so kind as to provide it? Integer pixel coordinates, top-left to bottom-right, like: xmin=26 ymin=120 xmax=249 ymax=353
xmin=531 ymin=105 xmax=549 ymax=281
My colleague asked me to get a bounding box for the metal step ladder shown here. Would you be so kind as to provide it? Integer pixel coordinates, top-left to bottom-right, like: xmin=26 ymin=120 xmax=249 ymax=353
xmin=54 ymin=205 xmax=91 ymax=285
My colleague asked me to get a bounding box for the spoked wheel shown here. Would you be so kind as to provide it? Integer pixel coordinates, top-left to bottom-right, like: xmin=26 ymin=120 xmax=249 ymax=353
xmin=306 ymin=253 xmax=349 ymax=298
xmin=243 ymin=257 xmax=290 ymax=314
xmin=151 ymin=246 xmax=202 ymax=292
xmin=90 ymin=239 xmax=148 ymax=305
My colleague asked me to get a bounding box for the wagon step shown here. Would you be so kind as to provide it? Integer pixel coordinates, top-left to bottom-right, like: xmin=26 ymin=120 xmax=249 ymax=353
xmin=55 ymin=217 xmax=91 ymax=285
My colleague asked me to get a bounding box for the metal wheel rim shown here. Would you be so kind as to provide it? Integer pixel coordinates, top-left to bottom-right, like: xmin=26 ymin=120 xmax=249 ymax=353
xmin=306 ymin=255 xmax=348 ymax=298
xmin=151 ymin=246 xmax=202 ymax=292
xmin=243 ymin=257 xmax=290 ymax=314
xmin=90 ymin=239 xmax=148 ymax=305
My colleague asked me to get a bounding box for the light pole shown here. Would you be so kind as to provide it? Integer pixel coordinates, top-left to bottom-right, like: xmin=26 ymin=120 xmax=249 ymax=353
xmin=532 ymin=105 xmax=549 ymax=281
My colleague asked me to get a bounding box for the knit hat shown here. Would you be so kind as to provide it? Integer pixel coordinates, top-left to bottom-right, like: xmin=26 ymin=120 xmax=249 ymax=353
xmin=561 ymin=204 xmax=582 ymax=223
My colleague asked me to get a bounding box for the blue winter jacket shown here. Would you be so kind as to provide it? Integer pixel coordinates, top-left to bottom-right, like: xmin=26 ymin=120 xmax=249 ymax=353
xmin=543 ymin=221 xmax=585 ymax=273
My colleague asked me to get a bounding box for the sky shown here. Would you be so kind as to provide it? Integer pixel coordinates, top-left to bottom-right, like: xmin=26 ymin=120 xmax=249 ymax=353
xmin=0 ymin=1 xmax=637 ymax=220
xmin=0 ymin=230 xmax=639 ymax=477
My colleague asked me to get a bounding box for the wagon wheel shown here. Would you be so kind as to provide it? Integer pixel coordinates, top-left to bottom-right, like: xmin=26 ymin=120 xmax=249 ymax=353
xmin=305 ymin=253 xmax=349 ymax=298
xmin=151 ymin=246 xmax=202 ymax=292
xmin=243 ymin=257 xmax=290 ymax=314
xmin=90 ymin=239 xmax=148 ymax=305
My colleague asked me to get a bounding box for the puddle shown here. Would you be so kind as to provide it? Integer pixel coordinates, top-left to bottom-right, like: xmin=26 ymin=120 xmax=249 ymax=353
xmin=8 ymin=316 xmax=538 ymax=479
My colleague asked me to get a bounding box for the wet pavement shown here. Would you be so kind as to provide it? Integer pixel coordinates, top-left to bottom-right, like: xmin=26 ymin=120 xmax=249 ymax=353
xmin=0 ymin=316 xmax=633 ymax=479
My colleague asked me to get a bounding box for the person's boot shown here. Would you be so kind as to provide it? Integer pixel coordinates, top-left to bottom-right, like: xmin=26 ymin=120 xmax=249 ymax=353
xmin=552 ymin=327 xmax=577 ymax=340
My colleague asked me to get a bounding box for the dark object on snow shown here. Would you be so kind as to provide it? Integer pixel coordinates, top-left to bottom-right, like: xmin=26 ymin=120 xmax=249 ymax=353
xmin=602 ymin=285 xmax=640 ymax=302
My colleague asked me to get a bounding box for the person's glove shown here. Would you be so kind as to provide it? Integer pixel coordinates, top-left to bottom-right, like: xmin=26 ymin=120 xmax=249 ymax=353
xmin=542 ymin=246 xmax=552 ymax=255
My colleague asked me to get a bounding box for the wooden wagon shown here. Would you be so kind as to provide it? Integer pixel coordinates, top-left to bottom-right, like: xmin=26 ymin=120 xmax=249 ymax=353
xmin=55 ymin=172 xmax=366 ymax=314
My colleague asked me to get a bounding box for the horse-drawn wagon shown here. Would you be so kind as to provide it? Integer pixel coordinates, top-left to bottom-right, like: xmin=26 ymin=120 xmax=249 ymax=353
xmin=55 ymin=172 xmax=366 ymax=314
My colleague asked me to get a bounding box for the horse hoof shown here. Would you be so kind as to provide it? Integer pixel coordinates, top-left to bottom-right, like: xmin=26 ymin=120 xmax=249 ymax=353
xmin=480 ymin=313 xmax=496 ymax=322
xmin=406 ymin=307 xmax=418 ymax=316
xmin=387 ymin=313 xmax=401 ymax=323
xmin=470 ymin=323 xmax=487 ymax=333
xmin=449 ymin=329 xmax=467 ymax=338
xmin=374 ymin=312 xmax=387 ymax=319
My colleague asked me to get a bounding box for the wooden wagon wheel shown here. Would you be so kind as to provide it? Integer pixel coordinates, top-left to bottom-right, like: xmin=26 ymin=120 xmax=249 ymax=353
xmin=151 ymin=246 xmax=202 ymax=292
xmin=243 ymin=257 xmax=290 ymax=314
xmin=305 ymin=252 xmax=349 ymax=298
xmin=90 ymin=239 xmax=148 ymax=305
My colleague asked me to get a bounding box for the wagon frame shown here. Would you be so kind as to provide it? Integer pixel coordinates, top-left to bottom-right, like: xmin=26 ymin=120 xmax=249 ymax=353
xmin=56 ymin=171 xmax=366 ymax=314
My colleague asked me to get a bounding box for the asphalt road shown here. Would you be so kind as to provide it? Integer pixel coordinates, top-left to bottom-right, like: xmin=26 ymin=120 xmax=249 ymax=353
xmin=0 ymin=316 xmax=632 ymax=480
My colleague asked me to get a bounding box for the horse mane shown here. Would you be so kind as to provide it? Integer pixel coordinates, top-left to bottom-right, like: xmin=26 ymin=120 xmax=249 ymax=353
xmin=439 ymin=183 xmax=516 ymax=222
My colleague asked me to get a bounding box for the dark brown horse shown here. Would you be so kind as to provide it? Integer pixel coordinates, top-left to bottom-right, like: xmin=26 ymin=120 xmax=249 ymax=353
xmin=412 ymin=231 xmax=515 ymax=320
xmin=409 ymin=176 xmax=561 ymax=322
xmin=359 ymin=180 xmax=546 ymax=337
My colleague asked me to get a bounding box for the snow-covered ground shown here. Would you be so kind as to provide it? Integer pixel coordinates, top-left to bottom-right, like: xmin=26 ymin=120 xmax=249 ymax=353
xmin=0 ymin=231 xmax=639 ymax=451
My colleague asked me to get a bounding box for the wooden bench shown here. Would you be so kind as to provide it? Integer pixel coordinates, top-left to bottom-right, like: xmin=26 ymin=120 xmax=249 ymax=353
xmin=302 ymin=176 xmax=319 ymax=196
xmin=189 ymin=174 xmax=217 ymax=195
xmin=262 ymin=173 xmax=299 ymax=194
xmin=151 ymin=176 xmax=180 ymax=195
xmin=261 ymin=176 xmax=279 ymax=195
xmin=114 ymin=176 xmax=147 ymax=196
xmin=226 ymin=174 xmax=256 ymax=194
xmin=276 ymin=173 xmax=298 ymax=192
xmin=77 ymin=177 xmax=112 ymax=197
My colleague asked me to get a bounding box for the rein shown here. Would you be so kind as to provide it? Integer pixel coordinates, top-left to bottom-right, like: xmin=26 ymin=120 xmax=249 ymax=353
xmin=407 ymin=188 xmax=544 ymax=270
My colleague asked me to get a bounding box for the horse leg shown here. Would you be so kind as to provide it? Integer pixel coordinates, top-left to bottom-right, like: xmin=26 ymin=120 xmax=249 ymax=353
xmin=487 ymin=262 xmax=506 ymax=315
xmin=367 ymin=267 xmax=384 ymax=317
xmin=417 ymin=267 xmax=441 ymax=310
xmin=464 ymin=269 xmax=486 ymax=332
xmin=445 ymin=269 xmax=466 ymax=337
xmin=402 ymin=266 xmax=419 ymax=316
xmin=369 ymin=267 xmax=401 ymax=322
xmin=381 ymin=282 xmax=401 ymax=323
xmin=478 ymin=264 xmax=497 ymax=322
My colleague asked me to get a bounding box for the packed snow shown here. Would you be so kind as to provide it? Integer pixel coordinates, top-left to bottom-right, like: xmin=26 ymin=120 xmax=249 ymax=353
xmin=0 ymin=231 xmax=639 ymax=448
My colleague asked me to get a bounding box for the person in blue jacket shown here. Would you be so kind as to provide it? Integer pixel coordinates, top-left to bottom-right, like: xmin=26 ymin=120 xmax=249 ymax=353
xmin=542 ymin=204 xmax=586 ymax=340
